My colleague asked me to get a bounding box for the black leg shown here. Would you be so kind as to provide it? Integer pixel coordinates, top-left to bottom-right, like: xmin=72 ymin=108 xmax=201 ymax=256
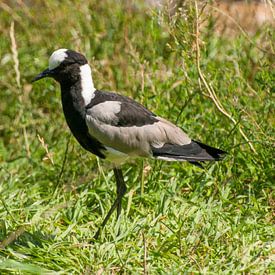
xmin=93 ymin=168 xmax=126 ymax=240
xmin=114 ymin=167 xmax=126 ymax=218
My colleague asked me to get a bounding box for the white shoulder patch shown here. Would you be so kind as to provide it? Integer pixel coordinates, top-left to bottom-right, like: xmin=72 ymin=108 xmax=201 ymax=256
xmin=49 ymin=49 xmax=68 ymax=70
xmin=79 ymin=64 xmax=96 ymax=105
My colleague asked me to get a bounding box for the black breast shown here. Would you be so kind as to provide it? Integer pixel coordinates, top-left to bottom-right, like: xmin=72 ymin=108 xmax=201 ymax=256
xmin=61 ymin=84 xmax=106 ymax=158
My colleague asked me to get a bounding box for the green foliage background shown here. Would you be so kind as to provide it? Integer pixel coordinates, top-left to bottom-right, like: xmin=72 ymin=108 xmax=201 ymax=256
xmin=0 ymin=0 xmax=274 ymax=273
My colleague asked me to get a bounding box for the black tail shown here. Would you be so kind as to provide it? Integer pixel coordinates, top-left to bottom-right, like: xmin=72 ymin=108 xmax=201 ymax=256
xmin=151 ymin=140 xmax=227 ymax=163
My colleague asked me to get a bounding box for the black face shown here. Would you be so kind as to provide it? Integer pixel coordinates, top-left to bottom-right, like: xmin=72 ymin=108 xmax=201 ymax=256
xmin=32 ymin=50 xmax=88 ymax=84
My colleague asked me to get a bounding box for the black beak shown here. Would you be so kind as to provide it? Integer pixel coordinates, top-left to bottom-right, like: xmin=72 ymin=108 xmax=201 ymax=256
xmin=31 ymin=68 xmax=53 ymax=82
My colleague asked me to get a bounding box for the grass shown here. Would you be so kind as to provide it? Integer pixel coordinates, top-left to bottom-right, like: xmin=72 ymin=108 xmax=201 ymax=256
xmin=0 ymin=0 xmax=274 ymax=273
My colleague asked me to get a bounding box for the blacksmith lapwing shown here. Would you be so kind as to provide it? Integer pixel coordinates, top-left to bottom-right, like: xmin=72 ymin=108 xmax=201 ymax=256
xmin=32 ymin=49 xmax=226 ymax=239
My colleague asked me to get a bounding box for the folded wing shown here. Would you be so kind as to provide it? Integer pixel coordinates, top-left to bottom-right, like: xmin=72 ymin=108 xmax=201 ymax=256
xmin=85 ymin=90 xmax=226 ymax=163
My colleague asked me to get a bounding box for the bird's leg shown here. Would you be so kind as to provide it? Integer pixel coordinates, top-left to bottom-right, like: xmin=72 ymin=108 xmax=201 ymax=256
xmin=93 ymin=168 xmax=126 ymax=240
xmin=114 ymin=167 xmax=126 ymax=218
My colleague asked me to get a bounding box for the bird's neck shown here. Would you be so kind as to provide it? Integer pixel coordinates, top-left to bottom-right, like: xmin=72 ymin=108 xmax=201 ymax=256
xmin=60 ymin=63 xmax=96 ymax=108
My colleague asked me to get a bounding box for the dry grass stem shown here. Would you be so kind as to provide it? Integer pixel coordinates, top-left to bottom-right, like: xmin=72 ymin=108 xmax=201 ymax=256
xmin=23 ymin=127 xmax=31 ymax=158
xmin=194 ymin=1 xmax=257 ymax=154
xmin=9 ymin=21 xmax=21 ymax=90
xmin=37 ymin=134 xmax=54 ymax=165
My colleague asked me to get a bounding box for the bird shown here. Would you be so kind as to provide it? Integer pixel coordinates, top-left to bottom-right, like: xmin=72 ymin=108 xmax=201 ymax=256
xmin=32 ymin=49 xmax=226 ymax=239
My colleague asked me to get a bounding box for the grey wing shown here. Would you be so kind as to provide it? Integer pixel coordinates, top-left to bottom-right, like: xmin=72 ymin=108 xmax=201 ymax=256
xmin=85 ymin=95 xmax=191 ymax=159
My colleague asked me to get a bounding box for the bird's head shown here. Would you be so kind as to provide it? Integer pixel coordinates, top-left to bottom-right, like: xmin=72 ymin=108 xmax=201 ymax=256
xmin=32 ymin=49 xmax=89 ymax=84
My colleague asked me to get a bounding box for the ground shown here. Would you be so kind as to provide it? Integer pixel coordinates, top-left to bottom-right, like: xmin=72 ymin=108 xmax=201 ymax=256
xmin=0 ymin=1 xmax=274 ymax=273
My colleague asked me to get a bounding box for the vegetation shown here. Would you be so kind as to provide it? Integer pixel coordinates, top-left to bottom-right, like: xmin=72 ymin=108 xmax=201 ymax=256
xmin=0 ymin=0 xmax=274 ymax=273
